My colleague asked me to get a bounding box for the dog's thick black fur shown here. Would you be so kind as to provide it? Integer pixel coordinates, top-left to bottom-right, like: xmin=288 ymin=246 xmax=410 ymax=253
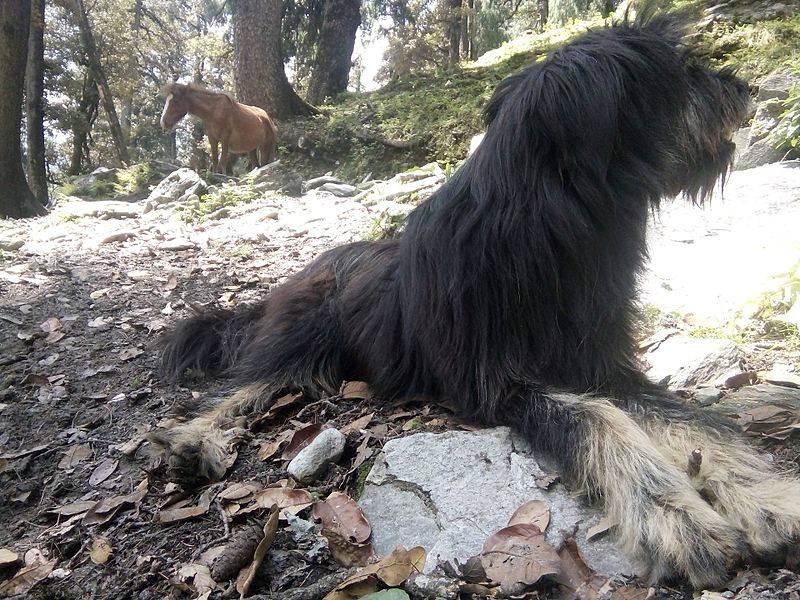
xmin=151 ymin=12 xmax=800 ymax=589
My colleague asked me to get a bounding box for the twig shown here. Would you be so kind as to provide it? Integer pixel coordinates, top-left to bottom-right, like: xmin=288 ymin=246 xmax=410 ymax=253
xmin=247 ymin=568 xmax=359 ymax=600
xmin=190 ymin=499 xmax=231 ymax=560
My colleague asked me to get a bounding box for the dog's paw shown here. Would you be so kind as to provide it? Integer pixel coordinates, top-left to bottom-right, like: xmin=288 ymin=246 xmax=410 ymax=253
xmin=148 ymin=419 xmax=230 ymax=485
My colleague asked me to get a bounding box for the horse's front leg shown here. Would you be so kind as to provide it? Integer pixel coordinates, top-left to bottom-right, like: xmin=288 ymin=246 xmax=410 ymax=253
xmin=209 ymin=136 xmax=220 ymax=173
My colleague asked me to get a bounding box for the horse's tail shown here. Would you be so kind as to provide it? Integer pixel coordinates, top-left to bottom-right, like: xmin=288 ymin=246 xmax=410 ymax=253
xmin=159 ymin=303 xmax=264 ymax=383
xmin=261 ymin=115 xmax=278 ymax=163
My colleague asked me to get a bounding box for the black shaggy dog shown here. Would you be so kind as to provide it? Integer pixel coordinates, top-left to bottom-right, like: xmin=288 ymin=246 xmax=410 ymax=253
xmin=151 ymin=11 xmax=800 ymax=589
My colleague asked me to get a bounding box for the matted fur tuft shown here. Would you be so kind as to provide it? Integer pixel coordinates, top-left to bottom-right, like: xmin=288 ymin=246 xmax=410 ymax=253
xmin=150 ymin=13 xmax=800 ymax=589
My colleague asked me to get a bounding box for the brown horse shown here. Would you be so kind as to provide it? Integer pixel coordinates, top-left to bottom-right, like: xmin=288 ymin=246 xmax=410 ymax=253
xmin=160 ymin=83 xmax=277 ymax=174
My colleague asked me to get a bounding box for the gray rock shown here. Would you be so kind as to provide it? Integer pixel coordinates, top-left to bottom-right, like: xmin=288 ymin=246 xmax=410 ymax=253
xmin=72 ymin=166 xmax=118 ymax=191
xmin=287 ymin=428 xmax=346 ymax=483
xmin=755 ymin=71 xmax=800 ymax=103
xmin=143 ymin=168 xmax=207 ymax=212
xmin=358 ymin=427 xmax=634 ymax=577
xmin=736 ymin=135 xmax=788 ymax=171
xmin=316 ymin=182 xmax=358 ymax=197
xmin=645 ymin=336 xmax=743 ymax=388
xmin=714 ymin=383 xmax=800 ymax=416
xmin=695 ymin=387 xmax=724 ymax=407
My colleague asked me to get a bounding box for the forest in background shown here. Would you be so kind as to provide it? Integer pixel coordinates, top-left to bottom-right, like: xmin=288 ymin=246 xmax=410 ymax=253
xmin=1 ymin=0 xmax=800 ymax=219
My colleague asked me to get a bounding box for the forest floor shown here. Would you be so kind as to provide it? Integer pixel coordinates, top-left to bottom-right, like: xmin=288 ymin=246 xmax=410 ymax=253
xmin=0 ymin=166 xmax=799 ymax=600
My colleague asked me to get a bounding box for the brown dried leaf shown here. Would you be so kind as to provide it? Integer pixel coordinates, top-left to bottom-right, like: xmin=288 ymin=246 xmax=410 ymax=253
xmin=321 ymin=529 xmax=374 ymax=567
xmin=89 ymin=458 xmax=119 ymax=486
xmin=244 ymin=487 xmax=313 ymax=516
xmin=611 ymin=586 xmax=654 ymax=600
xmin=341 ymin=381 xmax=374 ymax=401
xmin=341 ymin=412 xmax=375 ymax=435
xmin=175 ymin=563 xmax=216 ymax=596
xmin=312 ymin=491 xmax=372 ymax=543
xmin=155 ymin=487 xmax=215 ymax=524
xmin=89 ymin=536 xmax=113 ymax=565
xmin=0 ymin=443 xmax=50 ymax=460
xmin=281 ymin=423 xmax=323 ymax=461
xmin=236 ymin=508 xmax=279 ymax=598
xmin=0 ymin=548 xmax=19 ymax=567
xmin=368 ymin=545 xmax=426 ymax=586
xmin=480 ymin=524 xmax=560 ymax=588
xmin=58 ymin=444 xmax=92 ymax=470
xmin=534 ymin=473 xmax=560 ymax=490
xmin=218 ymin=482 xmax=262 ymax=502
xmin=507 ymin=500 xmax=550 ymax=531
xmin=83 ymin=479 xmax=148 ymax=526
xmin=556 ymin=537 xmax=609 ymax=599
xmin=40 ymin=317 xmax=61 ymax=333
xmin=0 ymin=558 xmax=56 ymax=596
xmin=119 ymin=346 xmax=144 ymax=361
xmin=48 ymin=500 xmax=97 ymax=517
xmin=586 ymin=517 xmax=615 ymax=541
xmin=257 ymin=430 xmax=293 ymax=461
xmin=738 ymin=404 xmax=800 ymax=440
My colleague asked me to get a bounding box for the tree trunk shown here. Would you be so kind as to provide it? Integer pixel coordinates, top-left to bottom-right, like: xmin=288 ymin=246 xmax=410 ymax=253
xmin=461 ymin=0 xmax=476 ymax=61
xmin=446 ymin=0 xmax=462 ymax=67
xmin=232 ymin=0 xmax=316 ymax=119
xmin=0 ymin=0 xmax=46 ymax=218
xmin=305 ymin=0 xmax=361 ymax=105
xmin=537 ymin=0 xmax=549 ymax=31
xmin=67 ymin=71 xmax=99 ymax=176
xmin=26 ymin=0 xmax=48 ymax=207
xmin=69 ymin=0 xmax=130 ymax=165
xmin=120 ymin=0 xmax=143 ymax=146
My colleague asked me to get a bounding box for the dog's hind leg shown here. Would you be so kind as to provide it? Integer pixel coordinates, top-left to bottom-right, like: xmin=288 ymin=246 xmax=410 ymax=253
xmin=502 ymin=389 xmax=746 ymax=588
xmin=631 ymin=397 xmax=800 ymax=563
xmin=150 ymin=266 xmax=347 ymax=484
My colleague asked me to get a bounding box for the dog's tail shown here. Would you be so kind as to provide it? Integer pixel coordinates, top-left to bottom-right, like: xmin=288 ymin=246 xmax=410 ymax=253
xmin=159 ymin=303 xmax=264 ymax=383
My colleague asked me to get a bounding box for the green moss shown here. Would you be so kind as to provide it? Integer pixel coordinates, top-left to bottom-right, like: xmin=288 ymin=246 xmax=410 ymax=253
xmin=175 ymin=184 xmax=260 ymax=222
xmin=352 ymin=458 xmax=376 ymax=499
xmin=113 ymin=163 xmax=160 ymax=196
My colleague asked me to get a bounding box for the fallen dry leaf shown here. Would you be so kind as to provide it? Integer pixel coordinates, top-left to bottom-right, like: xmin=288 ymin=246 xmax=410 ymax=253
xmin=89 ymin=536 xmax=113 ymax=565
xmin=58 ymin=444 xmax=92 ymax=470
xmin=507 ymin=500 xmax=550 ymax=531
xmin=281 ymin=423 xmax=323 ymax=461
xmin=738 ymin=404 xmax=800 ymax=440
xmin=243 ymin=486 xmax=313 ymax=516
xmin=0 ymin=548 xmax=19 ymax=567
xmin=40 ymin=317 xmax=61 ymax=333
xmin=49 ymin=500 xmax=98 ymax=517
xmin=175 ymin=563 xmax=216 ymax=596
xmin=236 ymin=507 xmax=279 ymax=598
xmin=83 ymin=479 xmax=148 ymax=526
xmin=89 ymin=458 xmax=119 ymax=486
xmin=257 ymin=430 xmax=293 ymax=461
xmin=480 ymin=524 xmax=560 ymax=589
xmin=534 ymin=473 xmax=560 ymax=489
xmin=341 ymin=412 xmax=375 ymax=435
xmin=341 ymin=381 xmax=374 ymax=401
xmin=0 ymin=557 xmax=57 ymax=596
xmin=218 ymin=482 xmax=262 ymax=502
xmin=155 ymin=486 xmax=215 ymax=524
xmin=312 ymin=491 xmax=372 ymax=543
xmin=326 ymin=546 xmax=426 ymax=599
xmin=556 ymin=537 xmax=610 ymax=599
xmin=322 ymin=529 xmax=374 ymax=567
xmin=587 ymin=516 xmax=614 ymax=541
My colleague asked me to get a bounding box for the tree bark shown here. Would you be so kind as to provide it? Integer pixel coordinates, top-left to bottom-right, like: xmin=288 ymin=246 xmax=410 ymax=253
xmin=26 ymin=0 xmax=49 ymax=206
xmin=445 ymin=0 xmax=462 ymax=66
xmin=305 ymin=0 xmax=361 ymax=105
xmin=232 ymin=0 xmax=316 ymax=119
xmin=0 ymin=0 xmax=47 ymax=218
xmin=67 ymin=71 xmax=99 ymax=176
xmin=69 ymin=0 xmax=130 ymax=165
xmin=120 ymin=0 xmax=143 ymax=145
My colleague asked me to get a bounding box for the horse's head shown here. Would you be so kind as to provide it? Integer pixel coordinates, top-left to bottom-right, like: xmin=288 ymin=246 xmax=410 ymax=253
xmin=160 ymin=83 xmax=189 ymax=130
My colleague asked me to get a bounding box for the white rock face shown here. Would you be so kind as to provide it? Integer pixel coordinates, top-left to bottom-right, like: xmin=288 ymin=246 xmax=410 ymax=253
xmin=358 ymin=427 xmax=634 ymax=577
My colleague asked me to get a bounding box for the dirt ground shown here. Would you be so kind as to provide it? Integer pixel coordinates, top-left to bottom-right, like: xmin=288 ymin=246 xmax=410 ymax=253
xmin=0 ymin=187 xmax=799 ymax=600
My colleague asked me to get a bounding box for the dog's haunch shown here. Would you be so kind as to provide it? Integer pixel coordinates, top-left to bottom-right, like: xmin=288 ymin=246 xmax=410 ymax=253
xmin=150 ymin=11 xmax=800 ymax=590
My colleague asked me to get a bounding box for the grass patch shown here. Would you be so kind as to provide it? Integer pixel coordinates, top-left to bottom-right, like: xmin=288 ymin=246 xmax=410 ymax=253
xmin=175 ymin=184 xmax=261 ymax=222
xmin=113 ymin=163 xmax=160 ymax=196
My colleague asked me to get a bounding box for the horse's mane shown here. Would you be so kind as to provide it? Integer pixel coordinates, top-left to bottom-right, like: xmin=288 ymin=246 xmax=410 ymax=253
xmin=162 ymin=82 xmax=236 ymax=102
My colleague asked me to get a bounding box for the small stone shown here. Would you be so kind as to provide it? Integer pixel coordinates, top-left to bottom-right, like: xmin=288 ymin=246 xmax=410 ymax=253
xmin=695 ymin=387 xmax=723 ymax=407
xmin=287 ymin=428 xmax=346 ymax=483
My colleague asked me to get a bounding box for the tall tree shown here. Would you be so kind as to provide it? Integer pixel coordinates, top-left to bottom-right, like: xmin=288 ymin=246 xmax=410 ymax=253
xmin=67 ymin=70 xmax=99 ymax=175
xmin=26 ymin=0 xmax=49 ymax=206
xmin=0 ymin=0 xmax=47 ymax=218
xmin=232 ymin=0 xmax=316 ymax=118
xmin=66 ymin=0 xmax=130 ymax=164
xmin=305 ymin=0 xmax=361 ymax=104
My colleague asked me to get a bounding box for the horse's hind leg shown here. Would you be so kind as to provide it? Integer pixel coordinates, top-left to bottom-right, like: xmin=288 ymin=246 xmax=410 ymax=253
xmin=209 ymin=137 xmax=220 ymax=173
xmin=259 ymin=141 xmax=276 ymax=165
xmin=247 ymin=150 xmax=259 ymax=171
xmin=220 ymin=141 xmax=232 ymax=175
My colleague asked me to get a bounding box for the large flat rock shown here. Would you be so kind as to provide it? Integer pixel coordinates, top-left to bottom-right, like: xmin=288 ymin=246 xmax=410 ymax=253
xmin=358 ymin=427 xmax=634 ymax=577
